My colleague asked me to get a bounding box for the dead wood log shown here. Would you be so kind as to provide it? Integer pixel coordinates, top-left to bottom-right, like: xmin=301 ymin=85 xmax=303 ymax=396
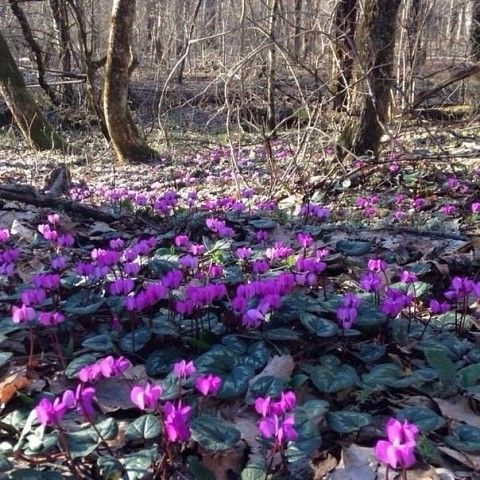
xmin=0 ymin=183 xmax=117 ymax=222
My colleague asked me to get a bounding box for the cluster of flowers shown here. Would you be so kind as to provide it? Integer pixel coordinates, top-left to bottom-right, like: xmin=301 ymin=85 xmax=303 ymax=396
xmin=299 ymin=203 xmax=330 ymax=220
xmin=12 ymin=270 xmax=65 ymax=326
xmin=206 ymin=217 xmax=235 ymax=238
xmin=130 ymin=360 xmax=222 ymax=443
xmin=0 ymin=229 xmax=18 ymax=277
xmin=254 ymin=391 xmax=297 ymax=446
xmin=38 ymin=214 xmax=75 ymax=248
xmin=174 ymin=283 xmax=227 ymax=316
xmin=231 ymin=273 xmax=296 ymax=328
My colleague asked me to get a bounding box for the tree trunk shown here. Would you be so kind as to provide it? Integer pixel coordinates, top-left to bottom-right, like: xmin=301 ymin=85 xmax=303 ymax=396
xmin=0 ymin=30 xmax=69 ymax=152
xmin=103 ymin=0 xmax=157 ymax=163
xmin=471 ymin=0 xmax=480 ymax=61
xmin=333 ymin=0 xmax=358 ymax=110
xmin=293 ymin=0 xmax=302 ymax=61
xmin=338 ymin=0 xmax=401 ymax=159
xmin=49 ymin=0 xmax=75 ymax=105
xmin=266 ymin=0 xmax=279 ymax=134
xmin=8 ymin=0 xmax=60 ymax=106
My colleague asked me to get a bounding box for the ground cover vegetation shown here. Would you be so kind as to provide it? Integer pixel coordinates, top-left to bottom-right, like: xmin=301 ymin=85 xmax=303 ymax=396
xmin=1 ymin=0 xmax=480 ymax=479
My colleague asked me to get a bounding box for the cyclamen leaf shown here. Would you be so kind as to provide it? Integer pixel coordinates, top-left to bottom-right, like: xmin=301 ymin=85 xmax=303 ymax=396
xmin=190 ymin=415 xmax=240 ymax=451
xmin=125 ymin=414 xmax=161 ymax=441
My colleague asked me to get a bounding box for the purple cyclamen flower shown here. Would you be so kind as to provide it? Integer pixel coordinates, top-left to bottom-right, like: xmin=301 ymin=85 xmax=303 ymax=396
xmin=174 ymin=234 xmax=190 ymax=248
xmin=57 ymin=233 xmax=75 ymax=248
xmin=236 ymin=247 xmax=252 ymax=261
xmin=255 ymin=230 xmax=269 ymax=242
xmin=380 ymin=289 xmax=412 ymax=317
xmin=78 ymin=356 xmax=131 ymax=383
xmin=130 ymin=382 xmax=162 ymax=411
xmin=51 ymin=256 xmax=67 ymax=271
xmin=360 ymin=271 xmax=383 ymax=292
xmin=375 ymin=418 xmax=418 ymax=469
xmin=173 ymin=360 xmax=196 ymax=380
xmin=163 ymin=400 xmax=191 ymax=442
xmin=36 ymin=274 xmax=61 ymax=290
xmin=109 ymin=278 xmax=135 ymax=296
xmin=429 ymin=299 xmax=450 ymax=314
xmin=195 ymin=374 xmax=222 ymax=396
xmin=252 ymin=259 xmax=269 ymax=274
xmin=109 ymin=238 xmax=124 ymax=250
xmin=32 ymin=273 xmax=60 ymax=291
xmin=444 ymin=276 xmax=475 ymax=301
xmin=21 ymin=288 xmax=46 ymax=306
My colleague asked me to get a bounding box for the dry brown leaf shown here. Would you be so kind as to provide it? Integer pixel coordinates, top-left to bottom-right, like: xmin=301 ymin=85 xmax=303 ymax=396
xmin=0 ymin=370 xmax=30 ymax=407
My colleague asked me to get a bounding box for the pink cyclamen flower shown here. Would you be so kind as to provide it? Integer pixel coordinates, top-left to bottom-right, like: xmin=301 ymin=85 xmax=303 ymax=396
xmin=0 ymin=229 xmax=10 ymax=243
xmin=173 ymin=360 xmax=196 ymax=380
xmin=368 ymin=258 xmax=387 ymax=273
xmin=471 ymin=202 xmax=480 ymax=213
xmin=75 ymin=385 xmax=96 ymax=418
xmin=400 ymin=270 xmax=417 ymax=284
xmin=35 ymin=394 xmax=70 ymax=426
xmin=163 ymin=400 xmax=191 ymax=442
xmin=258 ymin=414 xmax=297 ymax=444
xmin=47 ymin=213 xmax=60 ymax=225
xmin=38 ymin=311 xmax=65 ymax=326
xmin=236 ymin=247 xmax=252 ymax=261
xmin=375 ymin=418 xmax=418 ymax=469
xmin=441 ymin=204 xmax=456 ymax=216
xmin=12 ymin=304 xmax=35 ymax=324
xmin=296 ymin=232 xmax=313 ymax=248
xmin=130 ymin=382 xmax=162 ymax=411
xmin=195 ymin=374 xmax=222 ymax=396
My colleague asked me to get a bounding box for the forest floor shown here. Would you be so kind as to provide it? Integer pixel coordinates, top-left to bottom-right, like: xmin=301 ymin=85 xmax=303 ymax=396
xmin=0 ymin=115 xmax=480 ymax=479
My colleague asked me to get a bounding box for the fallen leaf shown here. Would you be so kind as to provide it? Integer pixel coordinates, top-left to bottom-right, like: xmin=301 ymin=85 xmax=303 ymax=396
xmin=0 ymin=369 xmax=30 ymax=408
xmin=248 ymin=354 xmax=295 ymax=387
xmin=435 ymin=397 xmax=480 ymax=429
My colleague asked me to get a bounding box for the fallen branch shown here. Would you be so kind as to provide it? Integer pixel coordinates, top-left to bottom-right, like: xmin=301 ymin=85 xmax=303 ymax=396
xmin=412 ymin=63 xmax=480 ymax=109
xmin=0 ymin=183 xmax=117 ymax=222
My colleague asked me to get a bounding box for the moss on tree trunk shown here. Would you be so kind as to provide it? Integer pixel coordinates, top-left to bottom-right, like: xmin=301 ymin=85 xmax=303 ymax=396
xmin=338 ymin=0 xmax=401 ymax=159
xmin=0 ymin=30 xmax=69 ymax=152
xmin=103 ymin=0 xmax=158 ymax=163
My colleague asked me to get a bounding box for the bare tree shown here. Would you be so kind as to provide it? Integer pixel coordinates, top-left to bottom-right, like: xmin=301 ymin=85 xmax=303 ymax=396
xmin=0 ymin=29 xmax=68 ymax=152
xmin=49 ymin=0 xmax=75 ymax=104
xmin=103 ymin=0 xmax=157 ymax=162
xmin=471 ymin=0 xmax=480 ymax=61
xmin=333 ymin=0 xmax=358 ymax=109
xmin=338 ymin=0 xmax=402 ymax=159
xmin=266 ymin=0 xmax=279 ymax=133
xmin=8 ymin=0 xmax=60 ymax=106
